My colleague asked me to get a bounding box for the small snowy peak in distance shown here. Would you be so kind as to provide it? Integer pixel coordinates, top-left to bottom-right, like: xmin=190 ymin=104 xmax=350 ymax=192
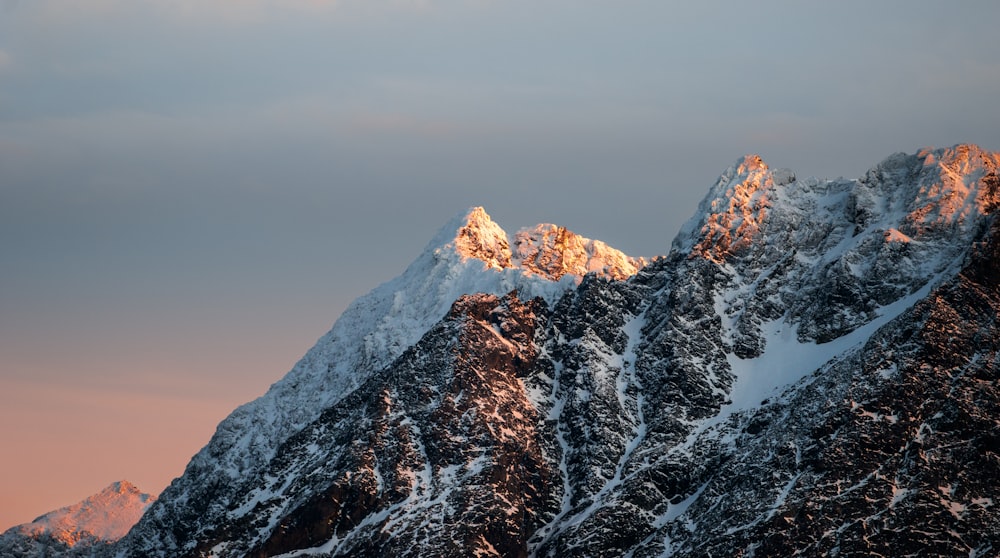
xmin=4 ymin=480 xmax=155 ymax=546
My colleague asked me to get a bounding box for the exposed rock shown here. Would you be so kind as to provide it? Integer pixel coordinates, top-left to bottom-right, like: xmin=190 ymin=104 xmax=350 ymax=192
xmin=110 ymin=144 xmax=1000 ymax=558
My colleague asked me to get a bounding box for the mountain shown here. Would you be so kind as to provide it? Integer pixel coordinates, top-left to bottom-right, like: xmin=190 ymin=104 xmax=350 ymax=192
xmin=114 ymin=144 xmax=1000 ymax=557
xmin=0 ymin=481 xmax=154 ymax=557
xmin=115 ymin=207 xmax=646 ymax=557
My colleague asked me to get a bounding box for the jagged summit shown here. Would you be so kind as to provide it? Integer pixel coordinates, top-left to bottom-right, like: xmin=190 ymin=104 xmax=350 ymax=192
xmin=441 ymin=206 xmax=648 ymax=281
xmin=858 ymin=144 xmax=1000 ymax=232
xmin=675 ymin=153 xmax=793 ymax=262
xmin=669 ymin=143 xmax=1000 ymax=349
xmin=450 ymin=206 xmax=513 ymax=269
xmin=677 ymin=143 xmax=999 ymax=263
xmin=514 ymin=224 xmax=647 ymax=281
xmin=1 ymin=481 xmax=154 ymax=555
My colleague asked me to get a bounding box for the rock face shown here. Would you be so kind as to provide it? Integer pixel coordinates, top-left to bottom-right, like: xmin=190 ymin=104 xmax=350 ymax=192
xmin=0 ymin=481 xmax=154 ymax=558
xmin=513 ymin=224 xmax=648 ymax=281
xmin=114 ymin=144 xmax=1000 ymax=557
xmin=115 ymin=207 xmax=645 ymax=558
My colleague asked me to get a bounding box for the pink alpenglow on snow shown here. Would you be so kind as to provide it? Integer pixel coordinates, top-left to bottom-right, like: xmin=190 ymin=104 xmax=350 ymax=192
xmin=3 ymin=481 xmax=155 ymax=547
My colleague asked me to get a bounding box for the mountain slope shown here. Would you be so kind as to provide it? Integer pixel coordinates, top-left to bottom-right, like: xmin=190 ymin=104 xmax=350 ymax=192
xmin=0 ymin=481 xmax=154 ymax=558
xmin=204 ymin=292 xmax=551 ymax=557
xmin=655 ymin=211 xmax=1000 ymax=557
xmin=115 ymin=144 xmax=1000 ymax=557
xmin=116 ymin=208 xmax=645 ymax=557
xmin=525 ymin=144 xmax=999 ymax=556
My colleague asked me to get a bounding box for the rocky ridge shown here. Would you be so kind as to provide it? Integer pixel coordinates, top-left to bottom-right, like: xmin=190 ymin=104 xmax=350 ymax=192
xmin=115 ymin=208 xmax=645 ymax=557
xmin=535 ymin=143 xmax=1000 ymax=556
xmin=102 ymin=144 xmax=1000 ymax=557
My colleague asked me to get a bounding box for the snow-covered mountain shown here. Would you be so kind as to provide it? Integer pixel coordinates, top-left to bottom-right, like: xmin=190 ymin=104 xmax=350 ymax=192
xmin=0 ymin=481 xmax=154 ymax=557
xmin=114 ymin=207 xmax=646 ymax=557
xmin=110 ymin=144 xmax=1000 ymax=557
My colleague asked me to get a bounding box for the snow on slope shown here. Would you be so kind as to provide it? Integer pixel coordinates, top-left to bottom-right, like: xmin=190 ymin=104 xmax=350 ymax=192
xmin=684 ymin=144 xmax=1000 ymax=422
xmin=123 ymin=206 xmax=646 ymax=556
xmin=115 ymin=144 xmax=1000 ymax=558
xmin=199 ymin=207 xmax=646 ymax=479
xmin=3 ymin=481 xmax=154 ymax=547
xmin=535 ymin=144 xmax=1000 ymax=556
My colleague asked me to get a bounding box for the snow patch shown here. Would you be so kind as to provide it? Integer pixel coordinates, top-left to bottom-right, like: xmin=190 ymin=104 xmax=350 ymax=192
xmin=698 ymin=270 xmax=947 ymax=440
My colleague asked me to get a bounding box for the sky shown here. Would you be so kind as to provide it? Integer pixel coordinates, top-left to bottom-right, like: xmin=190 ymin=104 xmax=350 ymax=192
xmin=2 ymin=0 xmax=999 ymax=532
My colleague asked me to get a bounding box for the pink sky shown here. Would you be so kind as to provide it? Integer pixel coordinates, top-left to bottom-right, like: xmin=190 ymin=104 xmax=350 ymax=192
xmin=1 ymin=382 xmax=231 ymax=530
xmin=0 ymin=296 xmax=343 ymax=531
xmin=0 ymin=364 xmax=278 ymax=531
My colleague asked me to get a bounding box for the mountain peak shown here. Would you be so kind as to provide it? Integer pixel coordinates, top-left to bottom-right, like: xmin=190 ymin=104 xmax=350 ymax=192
xmin=434 ymin=206 xmax=647 ymax=282
xmin=680 ymin=154 xmax=795 ymax=262
xmin=3 ymin=480 xmax=155 ymax=549
xmin=514 ymin=223 xmax=647 ymax=281
xmin=735 ymin=153 xmax=768 ymax=174
xmin=678 ymin=145 xmax=999 ymax=265
xmin=452 ymin=206 xmax=514 ymax=269
xmin=855 ymin=143 xmax=1000 ymax=236
xmin=915 ymin=144 xmax=1000 ymax=216
xmin=104 ymin=480 xmax=141 ymax=497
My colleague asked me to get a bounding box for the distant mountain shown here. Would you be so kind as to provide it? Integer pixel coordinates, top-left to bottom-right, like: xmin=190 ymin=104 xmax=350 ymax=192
xmin=110 ymin=144 xmax=1000 ymax=556
xmin=0 ymin=481 xmax=154 ymax=557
